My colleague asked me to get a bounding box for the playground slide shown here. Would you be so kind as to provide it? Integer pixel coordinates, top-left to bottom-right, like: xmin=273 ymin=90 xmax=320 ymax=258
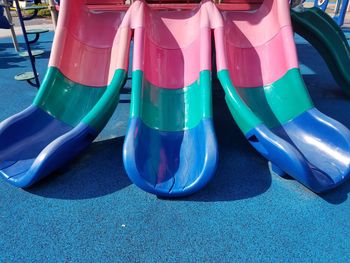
xmin=123 ymin=1 xmax=218 ymax=197
xmin=291 ymin=7 xmax=350 ymax=97
xmin=0 ymin=0 xmax=130 ymax=187
xmin=215 ymin=0 xmax=350 ymax=192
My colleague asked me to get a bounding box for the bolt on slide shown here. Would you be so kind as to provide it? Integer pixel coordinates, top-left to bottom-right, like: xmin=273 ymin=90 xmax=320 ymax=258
xmin=0 ymin=0 xmax=131 ymax=187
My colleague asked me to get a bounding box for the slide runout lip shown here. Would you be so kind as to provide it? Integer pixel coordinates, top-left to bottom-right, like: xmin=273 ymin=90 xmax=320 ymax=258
xmin=0 ymin=106 xmax=71 ymax=187
xmin=245 ymin=108 xmax=350 ymax=193
xmin=123 ymin=117 xmax=218 ymax=197
xmin=272 ymin=108 xmax=350 ymax=189
xmin=0 ymin=122 xmax=98 ymax=188
xmin=0 ymin=68 xmax=127 ymax=188
xmin=125 ymin=20 xmax=217 ymax=199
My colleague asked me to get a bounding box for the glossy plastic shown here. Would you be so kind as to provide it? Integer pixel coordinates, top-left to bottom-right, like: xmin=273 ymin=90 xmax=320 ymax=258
xmin=124 ymin=118 xmax=218 ymax=197
xmin=123 ymin=1 xmax=218 ymax=197
xmin=216 ymin=0 xmax=350 ymax=192
xmin=291 ymin=7 xmax=350 ymax=97
xmin=34 ymin=67 xmax=107 ymax=127
xmin=0 ymin=0 xmax=129 ymax=187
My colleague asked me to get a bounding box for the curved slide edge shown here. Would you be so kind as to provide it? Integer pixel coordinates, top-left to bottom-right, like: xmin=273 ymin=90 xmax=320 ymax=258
xmin=218 ymin=69 xmax=350 ymax=193
xmin=122 ymin=1 xmax=219 ymax=197
xmin=0 ymin=69 xmax=126 ymax=188
xmin=215 ymin=0 xmax=350 ymax=193
xmin=123 ymin=117 xmax=218 ymax=197
xmin=123 ymin=70 xmax=218 ymax=197
xmin=0 ymin=116 xmax=97 ymax=188
xmin=291 ymin=7 xmax=350 ymax=97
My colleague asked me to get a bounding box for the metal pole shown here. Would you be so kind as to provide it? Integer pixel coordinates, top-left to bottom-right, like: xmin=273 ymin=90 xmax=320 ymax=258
xmin=3 ymin=0 xmax=20 ymax=51
xmin=14 ymin=0 xmax=40 ymax=88
xmin=48 ymin=0 xmax=58 ymax=30
xmin=335 ymin=0 xmax=342 ymax=15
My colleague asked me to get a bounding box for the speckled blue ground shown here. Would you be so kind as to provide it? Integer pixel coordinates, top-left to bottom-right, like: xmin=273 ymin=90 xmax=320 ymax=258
xmin=1 ymin=31 xmax=350 ymax=262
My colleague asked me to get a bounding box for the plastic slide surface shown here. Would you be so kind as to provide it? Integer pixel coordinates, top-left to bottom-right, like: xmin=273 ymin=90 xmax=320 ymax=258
xmin=0 ymin=0 xmax=130 ymax=187
xmin=215 ymin=0 xmax=350 ymax=192
xmin=123 ymin=1 xmax=218 ymax=197
xmin=291 ymin=7 xmax=350 ymax=97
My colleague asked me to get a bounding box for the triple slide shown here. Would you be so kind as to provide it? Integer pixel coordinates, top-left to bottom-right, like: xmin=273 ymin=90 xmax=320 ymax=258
xmin=1 ymin=0 xmax=350 ymax=196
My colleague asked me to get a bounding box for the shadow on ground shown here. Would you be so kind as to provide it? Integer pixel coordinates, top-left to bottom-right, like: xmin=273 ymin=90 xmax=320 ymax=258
xmin=319 ymin=180 xmax=350 ymax=204
xmin=26 ymin=90 xmax=272 ymax=202
xmin=16 ymin=39 xmax=350 ymax=204
xmin=175 ymin=89 xmax=272 ymax=202
xmin=27 ymin=136 xmax=132 ymax=200
xmin=0 ymin=42 xmax=51 ymax=69
xmin=296 ymin=40 xmax=350 ymax=205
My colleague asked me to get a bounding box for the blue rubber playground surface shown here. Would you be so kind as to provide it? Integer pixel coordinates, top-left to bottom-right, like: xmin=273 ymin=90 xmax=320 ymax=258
xmin=1 ymin=31 xmax=350 ymax=261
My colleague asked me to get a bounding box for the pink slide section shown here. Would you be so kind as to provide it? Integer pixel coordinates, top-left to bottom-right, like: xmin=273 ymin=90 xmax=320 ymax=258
xmin=217 ymin=0 xmax=299 ymax=88
xmin=49 ymin=0 xmax=129 ymax=87
xmin=127 ymin=0 xmax=224 ymax=89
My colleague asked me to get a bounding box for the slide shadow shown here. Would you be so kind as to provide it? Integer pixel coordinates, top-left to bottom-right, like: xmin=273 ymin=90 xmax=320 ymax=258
xmin=319 ymin=179 xmax=350 ymax=204
xmin=295 ymin=39 xmax=348 ymax=99
xmin=178 ymin=91 xmax=272 ymax=202
xmin=27 ymin=136 xmax=131 ymax=200
xmin=0 ymin=42 xmax=50 ymax=69
xmin=181 ymin=4 xmax=274 ymax=202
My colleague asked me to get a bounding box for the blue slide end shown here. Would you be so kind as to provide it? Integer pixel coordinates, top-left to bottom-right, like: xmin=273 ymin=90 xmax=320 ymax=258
xmin=123 ymin=118 xmax=218 ymax=197
xmin=246 ymin=108 xmax=350 ymax=193
xmin=0 ymin=106 xmax=97 ymax=188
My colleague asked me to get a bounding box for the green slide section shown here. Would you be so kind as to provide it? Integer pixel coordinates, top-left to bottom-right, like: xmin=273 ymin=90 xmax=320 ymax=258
xmin=218 ymin=70 xmax=261 ymax=134
xmin=130 ymin=70 xmax=213 ymax=131
xmin=218 ymin=68 xmax=313 ymax=133
xmin=34 ymin=67 xmax=126 ymax=132
xmin=291 ymin=7 xmax=350 ymax=96
xmin=237 ymin=68 xmax=313 ymax=129
xmin=82 ymin=69 xmax=126 ymax=132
